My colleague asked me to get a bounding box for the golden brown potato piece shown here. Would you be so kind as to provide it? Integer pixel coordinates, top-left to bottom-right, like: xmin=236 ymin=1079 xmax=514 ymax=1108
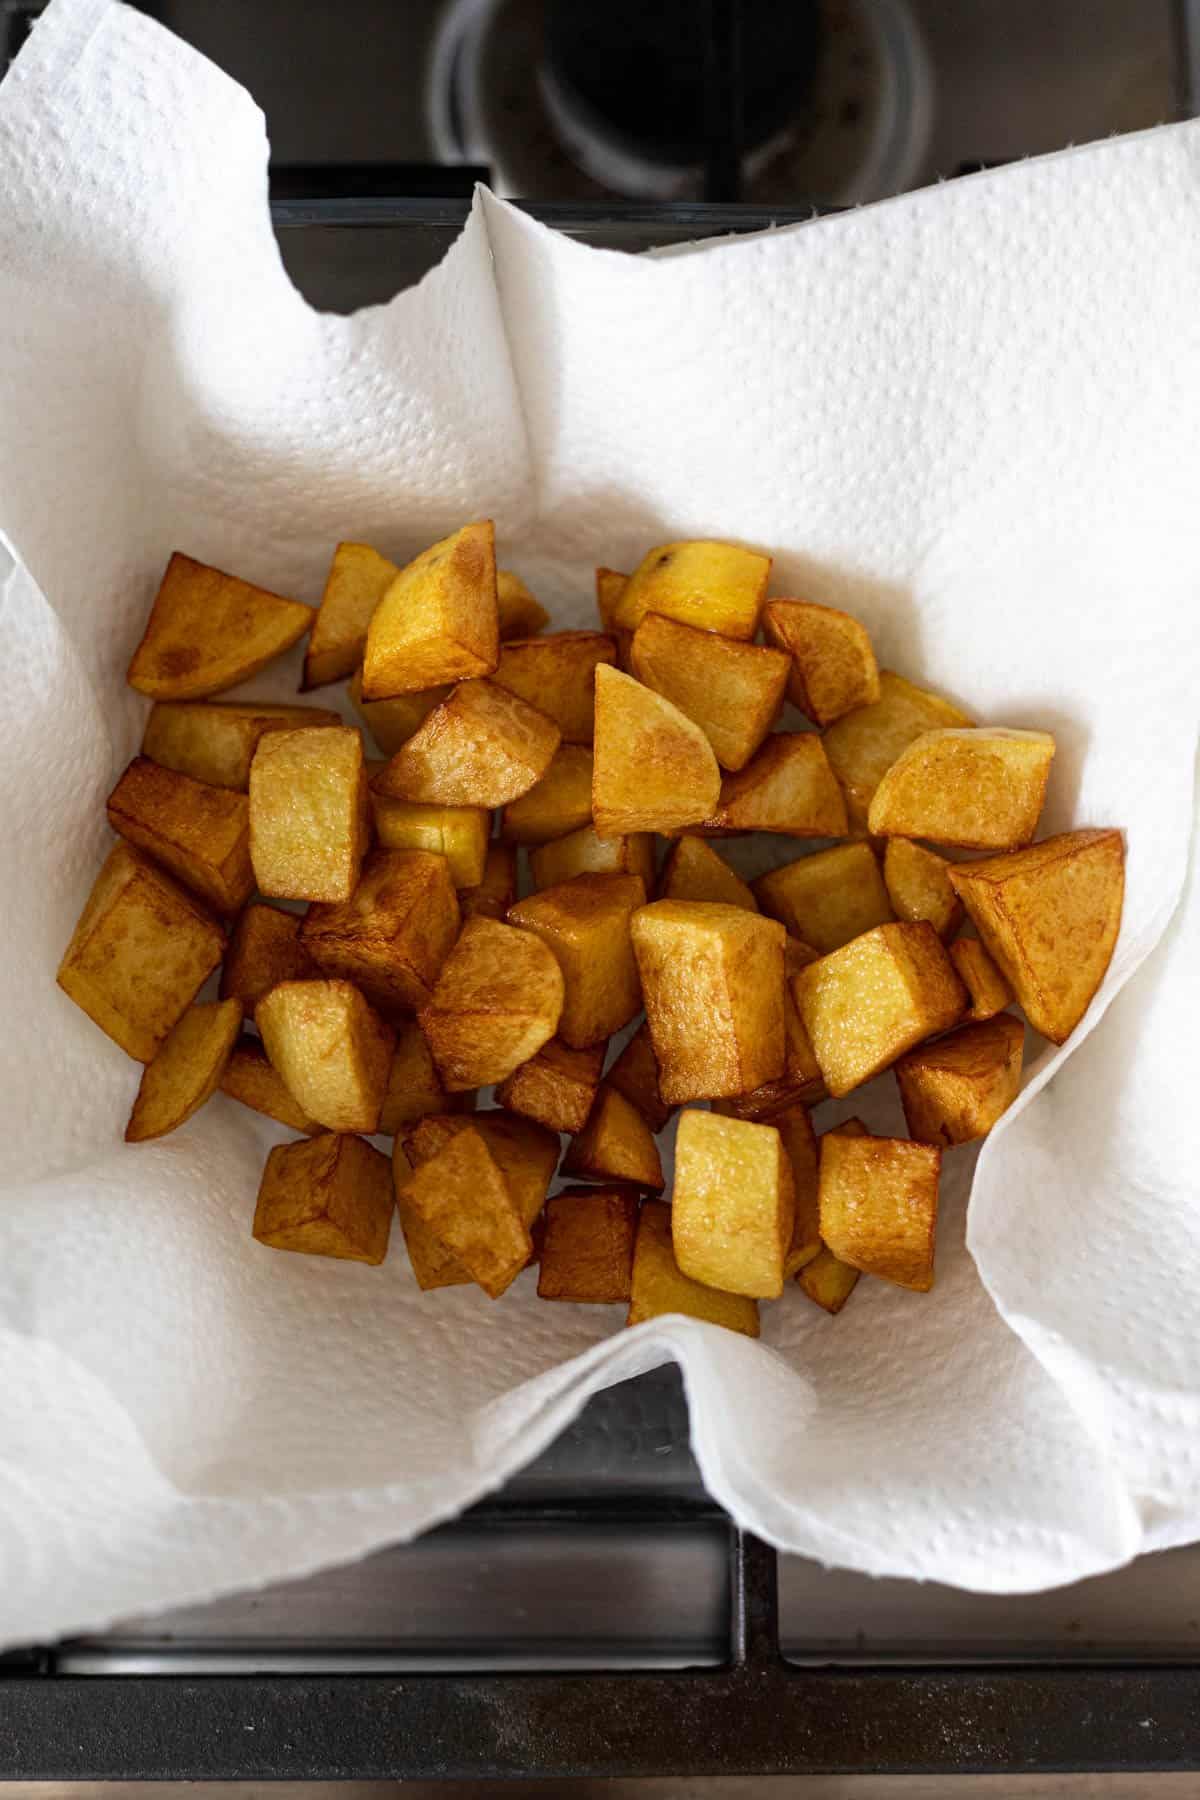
xmin=562 ymin=1085 xmax=665 ymax=1191
xmin=497 ymin=569 xmax=550 ymax=640
xmin=418 ymin=916 xmax=564 ymax=1089
xmin=595 ymin=567 xmax=629 ymax=632
xmin=301 ymin=848 xmax=459 ymax=1013
xmin=631 ymin=900 xmax=786 ymax=1102
xmin=948 ymin=829 xmax=1124 ymax=1043
xmin=672 ymin=1109 xmax=795 ymax=1299
xmin=460 ymin=843 xmax=518 ymax=922
xmin=349 ymin=666 xmax=448 ymax=756
xmin=404 ymin=1109 xmax=558 ymax=1231
xmin=393 ymin=1135 xmax=472 ymax=1291
xmin=819 ymin=1131 xmax=941 ymax=1291
xmin=822 ymin=671 xmax=972 ymax=832
xmin=142 ymin=701 xmax=342 ymax=791
xmin=592 ymin=664 xmax=721 ymax=836
xmin=627 ymin=1201 xmax=759 ymax=1336
xmin=257 ymin=979 xmax=395 ymax=1133
xmin=776 ymin=1105 xmax=821 ymax=1276
xmin=127 ymin=552 xmax=313 ymax=700
xmin=895 ymin=1014 xmax=1024 ymax=1148
xmin=496 ymin=1037 xmax=605 ymax=1134
xmin=797 ymin=1247 xmax=861 ymax=1314
xmin=530 ymin=824 xmax=655 ymax=891
xmin=950 ymin=936 xmax=1013 ymax=1022
xmin=220 ymin=1035 xmax=321 ymax=1133
xmin=57 ymin=842 xmax=226 ymax=1062
xmin=630 ymin=614 xmax=788 ymax=770
xmin=220 ymin=902 xmax=319 ymax=1018
xmin=868 ymin=728 xmax=1055 ymax=850
xmin=500 ymin=745 xmax=594 ymax=845
xmin=614 ymin=540 xmax=770 ymax=640
xmin=703 ymin=734 xmax=848 ymax=838
xmin=378 ymin=1019 xmax=476 ymax=1137
xmin=395 ymin=1124 xmax=531 ymax=1297
xmin=753 ymin=842 xmax=893 ymax=953
xmin=107 ymin=756 xmax=253 ymax=919
xmin=883 ymin=839 xmax=964 ymax=939
xmin=509 ymin=872 xmax=646 ymax=1048
xmin=125 ymin=998 xmax=243 ymax=1142
xmin=762 ymin=599 xmax=881 ymax=726
xmin=794 ymin=921 xmax=966 ymax=1098
xmin=362 ymin=520 xmax=499 ymax=696
xmin=606 ymin=1021 xmax=675 ymax=1134
xmin=370 ymin=797 xmax=489 ymax=889
xmin=538 ymin=1187 xmax=640 ymax=1304
xmin=249 ymin=726 xmax=369 ymax=904
xmin=303 ymin=542 xmax=398 ymax=690
xmin=708 ymin=934 xmax=824 ymax=1119
xmin=492 ymin=631 xmax=616 ymax=745
xmin=372 ymin=679 xmax=561 ymax=808
xmin=254 ymin=1132 xmax=395 ymax=1266
xmin=659 ymin=836 xmax=758 ymax=910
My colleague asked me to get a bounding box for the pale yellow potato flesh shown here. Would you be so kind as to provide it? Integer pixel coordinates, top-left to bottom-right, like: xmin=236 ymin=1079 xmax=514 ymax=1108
xmin=754 ymin=842 xmax=893 ymax=953
xmin=883 ymin=838 xmax=964 ymax=939
xmin=142 ymin=700 xmax=341 ymax=790
xmin=125 ymin=998 xmax=243 ymax=1142
xmin=630 ymin=613 xmax=788 ymax=770
xmin=254 ymin=1132 xmax=394 ymax=1266
xmin=257 ymin=978 xmax=395 ymax=1134
xmin=304 ymin=541 xmax=398 ymax=690
xmin=370 ymin=797 xmax=490 ymax=888
xmin=868 ymin=727 xmax=1055 ymax=849
xmin=703 ymin=733 xmax=848 ymax=838
xmin=671 ymin=1109 xmax=795 ymax=1299
xmin=492 ymin=631 xmax=616 ymax=745
xmin=362 ymin=520 xmax=499 ymax=696
xmin=762 ymin=598 xmax=881 ymax=725
xmin=249 ymin=726 xmax=369 ymax=904
xmin=501 ymin=745 xmax=594 ymax=845
xmin=127 ymin=552 xmax=312 ymax=700
xmin=530 ymin=824 xmax=655 ymax=891
xmin=614 ymin=540 xmax=770 ymax=640
xmin=592 ymin=664 xmax=721 ymax=837
xmin=797 ymin=1246 xmax=860 ymax=1314
xmin=509 ymin=871 xmax=646 ymax=1048
xmin=349 ymin=665 xmax=448 ymax=755
xmin=627 ymin=1201 xmax=759 ymax=1336
xmin=372 ymin=679 xmax=561 ymax=808
xmin=822 ymin=671 xmax=972 ymax=832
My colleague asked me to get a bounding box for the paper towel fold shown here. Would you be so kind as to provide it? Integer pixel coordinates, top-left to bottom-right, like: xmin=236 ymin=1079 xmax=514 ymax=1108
xmin=1 ymin=0 xmax=1199 ymax=1643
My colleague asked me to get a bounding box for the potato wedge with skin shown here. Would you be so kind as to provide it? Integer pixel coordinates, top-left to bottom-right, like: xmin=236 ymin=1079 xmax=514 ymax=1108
xmin=868 ymin=728 xmax=1055 ymax=850
xmin=302 ymin=848 xmax=460 ymax=1013
xmin=595 ymin=567 xmax=629 ymax=632
xmin=823 ymin=671 xmax=972 ymax=832
xmin=895 ymin=1014 xmax=1024 ymax=1148
xmin=496 ymin=1037 xmax=605 ymax=1134
xmin=220 ymin=902 xmax=320 ymax=1018
xmin=254 ymin=1132 xmax=395 ymax=1266
xmin=492 ymin=631 xmax=616 ymax=745
xmin=659 ymin=836 xmax=758 ymax=910
xmin=762 ymin=599 xmax=881 ymax=726
xmin=672 ymin=1109 xmax=795 ymax=1299
xmin=404 ymin=1109 xmax=559 ymax=1231
xmin=373 ymin=679 xmax=561 ymax=808
xmin=562 ymin=1085 xmax=665 ymax=1192
xmin=627 ymin=1201 xmax=759 ymax=1336
xmin=303 ymin=542 xmax=398 ymax=690
xmin=125 ymin=998 xmax=243 ymax=1142
xmin=378 ymin=1019 xmax=476 ymax=1137
xmin=220 ymin=1035 xmax=321 ymax=1134
xmin=393 ymin=1136 xmax=472 ymax=1291
xmin=614 ymin=540 xmax=770 ymax=640
xmin=362 ymin=520 xmax=499 ymax=697
xmin=883 ymin=839 xmax=964 ymax=939
xmin=794 ymin=921 xmax=966 ymax=1099
xmin=127 ymin=552 xmax=313 ymax=700
xmin=460 ymin=843 xmax=518 ymax=923
xmin=776 ymin=1105 xmax=821 ymax=1276
xmin=631 ymin=900 xmax=786 ymax=1102
xmin=509 ymin=872 xmax=646 ymax=1048
xmin=703 ymin=733 xmax=849 ymax=838
xmin=501 ymin=745 xmax=594 ymax=845
xmin=530 ymin=824 xmax=655 ymax=892
xmin=370 ymin=797 xmax=490 ymax=889
xmin=606 ymin=1021 xmax=674 ymax=1134
xmin=592 ymin=664 xmax=721 ymax=836
xmin=497 ymin=569 xmax=550 ymax=640
xmin=249 ymin=726 xmax=369 ymax=904
xmin=257 ymin=979 xmax=395 ymax=1134
xmin=538 ymin=1186 xmax=641 ymax=1304
xmin=142 ymin=701 xmax=342 ymax=791
xmin=753 ymin=842 xmax=893 ymax=953
xmin=818 ymin=1130 xmax=941 ymax=1291
xmin=797 ymin=1247 xmax=860 ymax=1314
xmin=349 ymin=665 xmax=448 ymax=756
xmin=950 ymin=936 xmax=1013 ymax=1022
xmin=396 ymin=1125 xmax=531 ymax=1298
xmin=418 ymin=917 xmax=564 ymax=1089
xmin=947 ymin=829 xmax=1124 ymax=1043
xmin=630 ymin=614 xmax=788 ymax=770
xmin=107 ymin=756 xmax=253 ymax=919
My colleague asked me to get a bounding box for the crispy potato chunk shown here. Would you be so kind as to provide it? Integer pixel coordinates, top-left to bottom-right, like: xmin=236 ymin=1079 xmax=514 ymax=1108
xmin=823 ymin=671 xmax=972 ymax=831
xmin=538 ymin=1187 xmax=640 ymax=1304
xmin=895 ymin=1015 xmax=1024 ymax=1147
xmin=631 ymin=900 xmax=786 ymax=1102
xmin=249 ymin=726 xmax=368 ymax=903
xmin=396 ymin=1124 xmax=531 ymax=1297
xmin=630 ymin=614 xmax=788 ymax=770
xmin=220 ymin=902 xmax=319 ymax=1018
xmin=393 ymin=1136 xmax=472 ymax=1291
xmin=301 ymin=848 xmax=460 ymax=1012
xmin=497 ymin=569 xmax=550 ymax=640
xmin=950 ymin=936 xmax=1013 ymax=1022
xmin=125 ymin=998 xmax=243 ymax=1142
xmin=703 ymin=734 xmax=848 ymax=838
xmin=107 ymin=756 xmax=253 ymax=918
xmin=370 ymin=797 xmax=489 ymax=889
xmin=404 ymin=1109 xmax=558 ymax=1231
xmin=220 ymin=1035 xmax=321 ymax=1133
xmin=496 ymin=1038 xmax=605 ymax=1134
xmin=57 ymin=842 xmax=226 ymax=1061
xmin=509 ymin=872 xmax=646 ymax=1048
xmin=754 ymin=842 xmax=893 ymax=953
xmin=460 ymin=843 xmax=518 ymax=922
xmin=762 ymin=599 xmax=881 ymax=726
xmin=883 ymin=839 xmax=964 ymax=939
xmin=378 ymin=1019 xmax=475 ymax=1137
xmin=672 ymin=1109 xmax=795 ymax=1299
xmin=530 ymin=824 xmax=655 ymax=891
xmin=127 ymin=552 xmax=313 ymax=700
xmin=142 ymin=700 xmax=341 ymax=791
xmin=303 ymin=542 xmax=398 ymax=690
xmin=257 ymin=979 xmax=395 ymax=1133
xmin=349 ymin=665 xmax=448 ymax=756
xmin=606 ymin=1021 xmax=675 ymax=1134
xmin=595 ymin=567 xmax=629 ymax=632
xmin=492 ymin=631 xmax=616 ymax=744
xmin=659 ymin=836 xmax=758 ymax=910
xmin=709 ymin=937 xmax=824 ymax=1118
xmin=501 ymin=745 xmax=594 ymax=845
xmin=819 ymin=1131 xmax=941 ymax=1291
xmin=776 ymin=1105 xmax=821 ymax=1276
xmin=948 ymin=829 xmax=1124 ymax=1043
xmin=362 ymin=520 xmax=499 ymax=696
xmin=418 ymin=916 xmax=564 ymax=1089
xmin=614 ymin=541 xmax=770 ymax=640
xmin=627 ymin=1201 xmax=759 ymax=1336
xmin=592 ymin=665 xmax=721 ymax=836
xmin=868 ymin=728 xmax=1055 ymax=849
xmin=373 ymin=679 xmax=561 ymax=808
xmin=794 ymin=921 xmax=966 ymax=1098
xmin=797 ymin=1247 xmax=861 ymax=1314
xmin=254 ymin=1132 xmax=394 ymax=1265
xmin=562 ymin=1085 xmax=665 ymax=1191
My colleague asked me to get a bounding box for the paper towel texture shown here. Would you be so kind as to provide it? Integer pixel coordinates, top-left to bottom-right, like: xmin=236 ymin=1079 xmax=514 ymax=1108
xmin=1 ymin=0 xmax=1198 ymax=1642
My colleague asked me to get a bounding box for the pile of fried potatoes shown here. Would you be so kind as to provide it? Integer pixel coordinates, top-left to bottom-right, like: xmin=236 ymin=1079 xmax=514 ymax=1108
xmin=57 ymin=527 xmax=1125 ymax=1334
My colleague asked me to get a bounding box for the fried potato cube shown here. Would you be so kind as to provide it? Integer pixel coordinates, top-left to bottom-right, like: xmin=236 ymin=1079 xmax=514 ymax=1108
xmin=797 ymin=1247 xmax=860 ymax=1314
xmin=895 ymin=1015 xmax=1024 ymax=1148
xmin=393 ymin=1137 xmax=472 ymax=1291
xmin=627 ymin=1201 xmax=759 ymax=1336
xmin=257 ymin=979 xmax=395 ymax=1133
xmin=818 ymin=1131 xmax=941 ymax=1291
xmin=947 ymin=829 xmax=1124 ymax=1043
xmin=127 ymin=552 xmax=313 ymax=700
xmin=883 ymin=839 xmax=964 ymax=939
xmin=492 ymin=631 xmax=616 ymax=745
xmin=530 ymin=824 xmax=655 ymax=891
xmin=822 ymin=670 xmax=972 ymax=831
xmin=349 ymin=665 xmax=448 ymax=756
xmin=950 ymin=936 xmax=1013 ymax=1022
xmin=497 ymin=569 xmax=550 ymax=640
xmin=220 ymin=902 xmax=319 ymax=1018
xmin=710 ymin=970 xmax=825 ymax=1119
xmin=672 ymin=1109 xmax=795 ymax=1299
xmin=868 ymin=728 xmax=1055 ymax=850
xmin=592 ymin=664 xmax=721 ymax=836
xmin=254 ymin=1132 xmax=394 ymax=1265
xmin=300 ymin=848 xmax=458 ymax=1012
xmin=370 ymin=797 xmax=489 ymax=889
xmin=378 ymin=1018 xmax=475 ymax=1136
xmin=595 ymin=567 xmax=629 ymax=632
xmin=753 ymin=842 xmax=894 ymax=953
xmin=125 ymin=998 xmax=243 ymax=1142
xmin=776 ymin=1105 xmax=820 ymax=1276
xmin=57 ymin=842 xmax=226 ymax=1061
xmin=249 ymin=726 xmax=368 ymax=903
xmin=303 ymin=541 xmax=398 ymax=690
xmin=142 ymin=700 xmax=342 ymax=791
xmin=373 ymin=679 xmax=561 ymax=808
xmin=500 ymin=745 xmax=594 ymax=845
xmin=107 ymin=756 xmax=253 ymax=918
xmin=606 ymin=1021 xmax=675 ymax=1134
xmin=562 ymin=1085 xmax=665 ymax=1191
xmin=460 ymin=842 xmax=518 ymax=922
xmin=794 ymin=921 xmax=966 ymax=1098
xmin=419 ymin=916 xmax=564 ymax=1088
xmin=362 ymin=520 xmax=499 ymax=696
xmin=496 ymin=1037 xmax=605 ymax=1134
xmin=509 ymin=872 xmax=646 ymax=1048
xmin=220 ymin=1035 xmax=321 ymax=1133
xmin=396 ymin=1124 xmax=531 ymax=1297
xmin=404 ymin=1109 xmax=558 ymax=1230
xmin=703 ymin=734 xmax=848 ymax=838
xmin=614 ymin=540 xmax=770 ymax=640
xmin=762 ymin=599 xmax=881 ymax=726
xmin=630 ymin=614 xmax=788 ymax=770
xmin=538 ymin=1187 xmax=640 ymax=1304
xmin=659 ymin=836 xmax=758 ymax=910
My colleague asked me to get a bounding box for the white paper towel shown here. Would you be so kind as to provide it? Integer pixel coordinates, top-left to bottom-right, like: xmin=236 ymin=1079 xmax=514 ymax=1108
xmin=1 ymin=0 xmax=1199 ymax=1643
